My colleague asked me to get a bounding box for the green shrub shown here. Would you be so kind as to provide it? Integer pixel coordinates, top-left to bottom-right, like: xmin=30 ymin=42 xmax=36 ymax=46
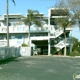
xmin=58 ymin=49 xmax=62 ymax=55
xmin=21 ymin=43 xmax=28 ymax=47
xmin=51 ymin=47 xmax=57 ymax=55
xmin=69 ymin=50 xmax=80 ymax=56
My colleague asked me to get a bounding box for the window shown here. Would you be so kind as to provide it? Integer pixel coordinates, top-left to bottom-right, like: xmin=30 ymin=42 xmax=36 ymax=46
xmin=11 ymin=36 xmax=15 ymax=39
xmin=9 ymin=23 xmax=11 ymax=26
xmin=17 ymin=35 xmax=22 ymax=39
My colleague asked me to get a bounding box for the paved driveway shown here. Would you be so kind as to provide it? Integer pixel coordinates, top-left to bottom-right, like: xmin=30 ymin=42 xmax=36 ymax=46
xmin=0 ymin=56 xmax=80 ymax=80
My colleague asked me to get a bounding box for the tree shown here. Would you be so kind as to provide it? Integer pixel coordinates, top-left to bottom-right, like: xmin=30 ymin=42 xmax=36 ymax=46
xmin=70 ymin=37 xmax=80 ymax=56
xmin=66 ymin=0 xmax=80 ymax=28
xmin=55 ymin=17 xmax=75 ymax=56
xmin=54 ymin=1 xmax=75 ymax=56
xmin=6 ymin=0 xmax=16 ymax=47
xmin=72 ymin=37 xmax=79 ymax=51
xmin=20 ymin=9 xmax=42 ymax=47
xmin=60 ymin=0 xmax=80 ymax=28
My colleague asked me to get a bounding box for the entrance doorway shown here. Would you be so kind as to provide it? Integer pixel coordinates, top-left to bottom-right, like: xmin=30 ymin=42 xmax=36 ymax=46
xmin=32 ymin=40 xmax=48 ymax=55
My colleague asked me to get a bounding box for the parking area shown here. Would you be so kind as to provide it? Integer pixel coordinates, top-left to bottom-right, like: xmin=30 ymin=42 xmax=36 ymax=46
xmin=0 ymin=56 xmax=80 ymax=80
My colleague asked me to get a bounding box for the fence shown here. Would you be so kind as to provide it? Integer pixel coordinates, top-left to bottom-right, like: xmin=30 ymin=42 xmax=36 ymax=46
xmin=0 ymin=47 xmax=31 ymax=61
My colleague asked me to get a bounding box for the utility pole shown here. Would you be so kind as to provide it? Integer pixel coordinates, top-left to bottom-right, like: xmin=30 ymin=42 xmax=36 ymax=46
xmin=6 ymin=0 xmax=9 ymax=47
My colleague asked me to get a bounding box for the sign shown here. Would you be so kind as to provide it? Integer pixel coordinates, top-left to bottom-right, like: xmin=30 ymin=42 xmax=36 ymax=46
xmin=73 ymin=73 xmax=80 ymax=80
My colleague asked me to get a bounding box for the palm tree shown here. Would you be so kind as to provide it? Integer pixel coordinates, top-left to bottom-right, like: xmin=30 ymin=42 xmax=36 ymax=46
xmin=54 ymin=1 xmax=75 ymax=56
xmin=6 ymin=0 xmax=16 ymax=47
xmin=22 ymin=9 xmax=42 ymax=47
xmin=55 ymin=15 xmax=75 ymax=56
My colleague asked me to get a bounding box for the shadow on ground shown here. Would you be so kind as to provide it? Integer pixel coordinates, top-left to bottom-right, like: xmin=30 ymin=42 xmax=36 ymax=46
xmin=0 ymin=57 xmax=19 ymax=65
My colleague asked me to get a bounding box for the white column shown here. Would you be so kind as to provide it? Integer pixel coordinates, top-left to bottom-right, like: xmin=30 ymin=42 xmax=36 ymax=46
xmin=48 ymin=8 xmax=51 ymax=56
xmin=48 ymin=8 xmax=51 ymax=26
xmin=48 ymin=38 xmax=51 ymax=56
xmin=70 ymin=45 xmax=73 ymax=53
xmin=30 ymin=38 xmax=31 ymax=56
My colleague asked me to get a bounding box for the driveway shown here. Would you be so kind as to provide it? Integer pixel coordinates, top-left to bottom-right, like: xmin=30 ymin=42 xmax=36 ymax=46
xmin=0 ymin=56 xmax=80 ymax=80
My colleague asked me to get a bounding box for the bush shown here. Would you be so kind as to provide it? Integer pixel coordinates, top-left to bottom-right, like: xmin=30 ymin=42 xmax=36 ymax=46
xmin=21 ymin=43 xmax=28 ymax=47
xmin=58 ymin=49 xmax=62 ymax=55
xmin=69 ymin=50 xmax=80 ymax=56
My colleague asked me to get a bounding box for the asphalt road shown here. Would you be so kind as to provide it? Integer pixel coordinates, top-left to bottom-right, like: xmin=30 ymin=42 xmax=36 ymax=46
xmin=0 ymin=56 xmax=80 ymax=80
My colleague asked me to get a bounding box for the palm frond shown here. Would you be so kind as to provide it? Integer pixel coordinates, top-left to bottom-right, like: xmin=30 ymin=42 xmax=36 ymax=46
xmin=34 ymin=20 xmax=42 ymax=27
xmin=12 ymin=0 xmax=16 ymax=6
xmin=14 ymin=22 xmax=23 ymax=27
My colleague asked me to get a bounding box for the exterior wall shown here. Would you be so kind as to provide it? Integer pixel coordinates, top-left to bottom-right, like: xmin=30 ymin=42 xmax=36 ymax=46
xmin=0 ymin=47 xmax=31 ymax=60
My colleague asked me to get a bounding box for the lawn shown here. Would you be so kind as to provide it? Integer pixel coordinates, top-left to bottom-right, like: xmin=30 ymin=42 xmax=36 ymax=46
xmin=0 ymin=56 xmax=80 ymax=80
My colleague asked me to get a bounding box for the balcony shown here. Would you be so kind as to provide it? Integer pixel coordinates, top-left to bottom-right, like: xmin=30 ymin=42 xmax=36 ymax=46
xmin=0 ymin=24 xmax=49 ymax=33
xmin=31 ymin=36 xmax=49 ymax=40
xmin=30 ymin=24 xmax=49 ymax=32
xmin=0 ymin=26 xmax=29 ymax=33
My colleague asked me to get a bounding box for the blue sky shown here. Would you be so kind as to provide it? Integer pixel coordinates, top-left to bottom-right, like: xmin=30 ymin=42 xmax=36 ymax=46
xmin=72 ymin=24 xmax=80 ymax=41
xmin=0 ymin=0 xmax=57 ymax=16
xmin=0 ymin=0 xmax=80 ymax=41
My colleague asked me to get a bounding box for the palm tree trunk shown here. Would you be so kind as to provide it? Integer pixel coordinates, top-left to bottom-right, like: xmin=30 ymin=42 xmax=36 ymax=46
xmin=6 ymin=0 xmax=9 ymax=47
xmin=28 ymin=25 xmax=31 ymax=56
xmin=64 ymin=28 xmax=67 ymax=56
xmin=28 ymin=25 xmax=30 ymax=46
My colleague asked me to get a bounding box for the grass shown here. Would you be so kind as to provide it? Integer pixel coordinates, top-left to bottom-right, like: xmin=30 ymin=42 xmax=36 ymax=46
xmin=0 ymin=56 xmax=80 ymax=80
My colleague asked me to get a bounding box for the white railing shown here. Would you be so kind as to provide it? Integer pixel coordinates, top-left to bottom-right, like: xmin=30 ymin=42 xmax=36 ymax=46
xmin=0 ymin=26 xmax=29 ymax=33
xmin=54 ymin=38 xmax=73 ymax=49
xmin=50 ymin=27 xmax=63 ymax=38
xmin=50 ymin=25 xmax=73 ymax=38
xmin=54 ymin=40 xmax=65 ymax=49
xmin=54 ymin=28 xmax=63 ymax=37
xmin=66 ymin=26 xmax=73 ymax=30
xmin=0 ymin=25 xmax=49 ymax=33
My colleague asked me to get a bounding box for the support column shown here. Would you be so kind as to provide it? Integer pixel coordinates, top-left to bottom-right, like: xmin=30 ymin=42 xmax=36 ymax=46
xmin=30 ymin=38 xmax=31 ymax=56
xmin=48 ymin=8 xmax=51 ymax=56
xmin=70 ymin=45 xmax=73 ymax=53
xmin=48 ymin=38 xmax=51 ymax=56
xmin=6 ymin=0 xmax=9 ymax=47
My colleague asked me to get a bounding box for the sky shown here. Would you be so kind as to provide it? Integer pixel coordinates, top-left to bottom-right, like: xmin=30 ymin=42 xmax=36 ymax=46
xmin=71 ymin=24 xmax=80 ymax=41
xmin=0 ymin=0 xmax=57 ymax=16
xmin=0 ymin=0 xmax=80 ymax=41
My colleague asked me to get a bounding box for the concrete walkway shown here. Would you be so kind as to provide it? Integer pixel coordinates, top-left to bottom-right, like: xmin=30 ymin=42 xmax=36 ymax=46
xmin=0 ymin=56 xmax=80 ymax=80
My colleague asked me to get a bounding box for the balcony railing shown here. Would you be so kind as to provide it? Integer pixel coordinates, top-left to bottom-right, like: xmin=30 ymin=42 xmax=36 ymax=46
xmin=50 ymin=28 xmax=63 ymax=38
xmin=0 ymin=24 xmax=49 ymax=33
xmin=0 ymin=26 xmax=29 ymax=33
xmin=54 ymin=38 xmax=73 ymax=49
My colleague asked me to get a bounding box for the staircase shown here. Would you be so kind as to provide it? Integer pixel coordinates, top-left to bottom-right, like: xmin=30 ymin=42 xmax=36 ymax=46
xmin=50 ymin=27 xmax=64 ymax=38
xmin=54 ymin=38 xmax=72 ymax=48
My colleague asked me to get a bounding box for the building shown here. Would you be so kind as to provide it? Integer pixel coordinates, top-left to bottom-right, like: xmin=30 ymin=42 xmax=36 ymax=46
xmin=0 ymin=8 xmax=73 ymax=56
